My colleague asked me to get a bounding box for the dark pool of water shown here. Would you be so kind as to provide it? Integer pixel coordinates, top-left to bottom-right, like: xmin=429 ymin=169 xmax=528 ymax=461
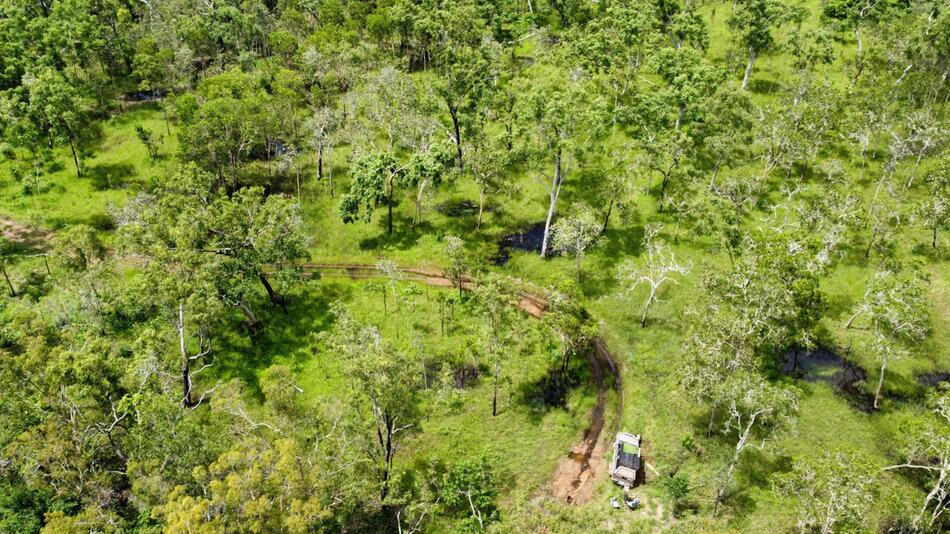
xmin=783 ymin=347 xmax=874 ymax=413
xmin=495 ymin=222 xmax=547 ymax=265
xmin=917 ymin=373 xmax=950 ymax=387
xmin=124 ymin=89 xmax=167 ymax=101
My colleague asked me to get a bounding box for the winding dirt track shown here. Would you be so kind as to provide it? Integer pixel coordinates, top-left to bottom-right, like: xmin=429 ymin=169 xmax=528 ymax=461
xmin=302 ymin=262 xmax=621 ymax=505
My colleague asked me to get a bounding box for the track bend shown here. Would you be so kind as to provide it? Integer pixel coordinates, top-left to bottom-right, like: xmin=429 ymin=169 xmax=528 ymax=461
xmin=301 ymin=262 xmax=621 ymax=504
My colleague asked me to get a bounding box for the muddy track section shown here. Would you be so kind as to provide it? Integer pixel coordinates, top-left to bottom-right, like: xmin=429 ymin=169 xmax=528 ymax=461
xmin=300 ymin=262 xmax=621 ymax=505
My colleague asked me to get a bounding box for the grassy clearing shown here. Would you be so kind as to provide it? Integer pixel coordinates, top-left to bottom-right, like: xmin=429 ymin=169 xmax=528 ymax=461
xmin=204 ymin=275 xmax=593 ymax=527
xmin=0 ymin=2 xmax=946 ymax=530
xmin=0 ymin=104 xmax=176 ymax=231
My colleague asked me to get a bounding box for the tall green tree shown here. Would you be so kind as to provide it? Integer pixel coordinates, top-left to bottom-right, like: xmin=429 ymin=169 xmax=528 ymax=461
xmin=729 ymin=0 xmax=799 ymax=89
xmin=323 ymin=309 xmax=423 ymax=501
xmin=25 ymin=67 xmax=89 ymax=177
xmin=517 ymin=67 xmax=605 ymax=257
xmin=473 ymin=273 xmax=517 ymax=416
xmin=774 ymin=450 xmax=879 ymax=533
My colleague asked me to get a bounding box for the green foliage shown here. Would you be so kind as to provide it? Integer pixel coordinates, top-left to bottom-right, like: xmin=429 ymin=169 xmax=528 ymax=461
xmin=338 ymin=151 xmax=397 ymax=224
xmin=0 ymin=0 xmax=948 ymax=531
xmin=0 ymin=474 xmax=48 ymax=534
xmin=135 ymin=125 xmax=159 ymax=160
xmin=664 ymin=472 xmax=691 ymax=514
xmin=773 ymin=450 xmax=880 ymax=533
xmin=440 ymin=454 xmax=499 ymax=531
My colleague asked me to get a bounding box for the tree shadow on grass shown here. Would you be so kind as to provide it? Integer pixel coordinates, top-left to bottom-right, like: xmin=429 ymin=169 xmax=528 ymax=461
xmin=823 ymin=286 xmax=855 ymax=321
xmin=212 ymin=281 xmax=342 ymax=398
xmin=85 ymin=162 xmax=136 ymax=191
xmin=911 ymin=241 xmax=950 ymax=262
xmin=358 ymin=213 xmax=432 ymax=251
xmin=515 ymin=352 xmax=592 ymax=423
xmin=738 ymin=448 xmax=793 ymax=489
xmin=579 ymin=224 xmax=646 ymax=298
xmin=747 ymin=77 xmax=782 ymax=95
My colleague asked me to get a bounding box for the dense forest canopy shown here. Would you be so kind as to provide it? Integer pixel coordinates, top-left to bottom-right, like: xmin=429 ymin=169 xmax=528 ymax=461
xmin=0 ymin=0 xmax=948 ymax=532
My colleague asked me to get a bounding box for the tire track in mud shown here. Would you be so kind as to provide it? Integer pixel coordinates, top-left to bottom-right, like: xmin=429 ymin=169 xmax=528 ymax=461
xmin=299 ymin=262 xmax=621 ymax=505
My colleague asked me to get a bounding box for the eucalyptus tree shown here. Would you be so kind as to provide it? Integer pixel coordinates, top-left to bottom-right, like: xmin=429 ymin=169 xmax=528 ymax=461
xmin=3 ymin=328 xmax=134 ymax=523
xmin=695 ymin=86 xmax=754 ymax=190
xmin=653 ymin=46 xmax=725 ymax=131
xmin=432 ymin=25 xmax=497 ymax=171
xmin=565 ymin=2 xmax=662 ymax=125
xmin=375 ymin=258 xmax=402 ymax=315
xmin=175 ymin=69 xmax=275 ymax=187
xmin=618 ymin=224 xmax=689 ymax=327
xmin=356 ymin=66 xmax=435 ymax=152
xmin=916 ymin=164 xmax=949 ymax=247
xmin=845 ymin=267 xmax=930 ymax=340
xmin=339 ymin=150 xmax=447 ymax=235
xmin=541 ymin=289 xmax=594 ymax=376
xmin=594 ymin=148 xmax=641 ymax=233
xmin=821 ymin=0 xmax=902 ymax=82
xmin=466 ymin=135 xmax=510 ymax=230
xmin=440 ymin=455 xmax=499 ymax=530
xmin=788 ymin=27 xmax=837 ymax=75
xmin=885 ymin=387 xmax=950 ymax=529
xmin=442 ymin=235 xmax=471 ymax=298
xmin=902 ymin=110 xmax=945 ymax=188
xmin=159 ymin=438 xmax=328 ymax=532
xmin=654 ymin=0 xmax=709 ymax=50
xmin=845 ymin=265 xmax=929 ymax=408
xmin=729 ymin=0 xmax=801 ymax=89
xmin=121 ymin=164 xmax=307 ymax=324
xmin=682 ymin=231 xmax=825 ymax=433
xmin=641 ymin=130 xmax=693 ymax=212
xmin=472 ymin=273 xmax=517 ymax=416
xmin=517 ymin=66 xmax=606 ymax=257
xmin=131 ymin=35 xmax=175 ymax=133
xmin=551 ymin=203 xmax=601 ymax=283
xmin=277 ymin=144 xmax=302 ymax=204
xmin=24 ymin=67 xmax=89 ymax=178
xmin=866 ymin=332 xmax=909 ymax=410
xmin=323 ymin=308 xmax=423 ymax=501
xmin=304 ymin=106 xmax=341 ymax=193
xmin=774 ymin=450 xmax=879 ymax=533
xmin=713 ymin=371 xmax=799 ymax=515
xmin=690 ymin=194 xmax=746 ymax=268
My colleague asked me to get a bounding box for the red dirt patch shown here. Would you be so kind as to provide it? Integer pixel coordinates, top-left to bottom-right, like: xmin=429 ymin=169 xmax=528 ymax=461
xmin=0 ymin=217 xmax=52 ymax=248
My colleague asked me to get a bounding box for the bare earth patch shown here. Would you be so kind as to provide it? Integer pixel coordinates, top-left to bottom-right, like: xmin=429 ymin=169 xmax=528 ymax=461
xmin=0 ymin=216 xmax=52 ymax=247
xmin=551 ymin=347 xmax=611 ymax=505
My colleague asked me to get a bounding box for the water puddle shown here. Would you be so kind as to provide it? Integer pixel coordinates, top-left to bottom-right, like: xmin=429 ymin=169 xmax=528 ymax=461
xmin=495 ymin=222 xmax=547 ymax=265
xmin=917 ymin=373 xmax=950 ymax=387
xmin=782 ymin=347 xmax=874 ymax=412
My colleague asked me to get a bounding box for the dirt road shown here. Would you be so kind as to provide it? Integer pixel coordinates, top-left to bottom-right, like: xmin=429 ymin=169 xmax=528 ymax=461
xmin=303 ymin=262 xmax=621 ymax=505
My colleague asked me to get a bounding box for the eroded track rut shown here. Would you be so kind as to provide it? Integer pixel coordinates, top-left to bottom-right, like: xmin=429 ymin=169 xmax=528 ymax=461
xmin=303 ymin=262 xmax=621 ymax=505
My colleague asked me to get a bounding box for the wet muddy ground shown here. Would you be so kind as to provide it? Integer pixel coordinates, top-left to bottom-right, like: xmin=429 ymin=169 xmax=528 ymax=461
xmin=782 ymin=347 xmax=875 ymax=412
xmin=495 ymin=222 xmax=547 ymax=265
xmin=917 ymin=372 xmax=950 ymax=387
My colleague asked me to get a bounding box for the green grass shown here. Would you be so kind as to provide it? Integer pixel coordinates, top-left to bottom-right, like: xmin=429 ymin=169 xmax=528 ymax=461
xmin=0 ymin=103 xmax=177 ymax=230
xmin=0 ymin=2 xmax=946 ymax=530
xmin=204 ymin=276 xmax=594 ymax=529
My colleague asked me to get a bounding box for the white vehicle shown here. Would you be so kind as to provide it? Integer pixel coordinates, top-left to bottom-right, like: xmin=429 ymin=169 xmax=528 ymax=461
xmin=609 ymin=432 xmax=642 ymax=488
